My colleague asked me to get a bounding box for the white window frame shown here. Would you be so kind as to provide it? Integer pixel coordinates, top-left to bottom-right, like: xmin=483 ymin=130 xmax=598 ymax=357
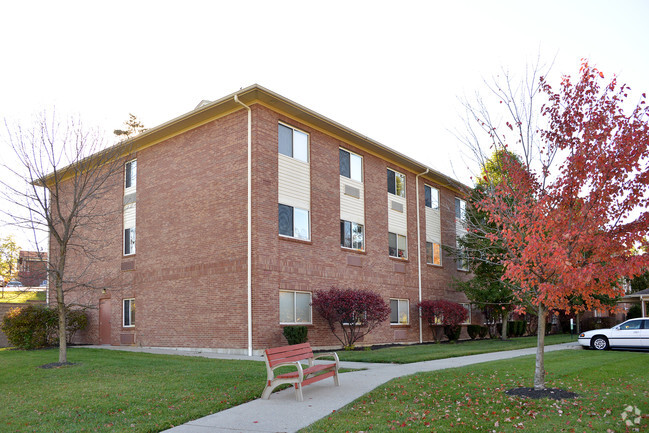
xmin=124 ymin=159 xmax=137 ymax=194
xmin=455 ymin=197 xmax=466 ymax=223
xmin=279 ymin=290 xmax=312 ymax=324
xmin=123 ymin=298 xmax=134 ymax=327
xmin=426 ymin=241 xmax=442 ymax=266
xmin=278 ymin=204 xmax=310 ymax=241
xmin=387 ymin=168 xmax=406 ymax=198
xmin=340 ymin=220 xmax=364 ymax=251
xmin=278 ymin=122 xmax=309 ymax=163
xmin=390 ymin=298 xmax=409 ymax=325
xmin=339 ymin=148 xmax=363 ymax=183
xmin=388 ymin=232 xmax=407 ymax=259
xmin=461 ymin=303 xmax=471 ymax=324
xmin=425 ymin=184 xmax=439 ymax=210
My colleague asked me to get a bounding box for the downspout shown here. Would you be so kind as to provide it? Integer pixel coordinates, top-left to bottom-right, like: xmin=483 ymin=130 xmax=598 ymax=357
xmin=415 ymin=168 xmax=429 ymax=344
xmin=234 ymin=94 xmax=253 ymax=357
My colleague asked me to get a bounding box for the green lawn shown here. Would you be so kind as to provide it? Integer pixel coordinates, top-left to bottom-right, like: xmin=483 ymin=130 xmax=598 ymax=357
xmin=0 ymin=348 xmax=270 ymax=432
xmin=0 ymin=290 xmax=46 ymax=303
xmin=330 ymin=333 xmax=575 ymax=363
xmin=302 ymin=349 xmax=649 ymax=432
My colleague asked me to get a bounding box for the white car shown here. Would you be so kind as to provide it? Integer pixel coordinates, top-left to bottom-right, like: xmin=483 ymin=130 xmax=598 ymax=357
xmin=578 ymin=318 xmax=649 ymax=350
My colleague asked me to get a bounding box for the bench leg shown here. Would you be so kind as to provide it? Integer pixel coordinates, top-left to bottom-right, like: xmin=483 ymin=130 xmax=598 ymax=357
xmin=333 ymin=370 xmax=340 ymax=386
xmin=261 ymin=384 xmax=274 ymax=400
xmin=294 ymin=383 xmax=304 ymax=402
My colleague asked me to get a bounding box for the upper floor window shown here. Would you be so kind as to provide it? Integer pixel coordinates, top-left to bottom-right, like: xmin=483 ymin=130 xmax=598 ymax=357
xmin=123 ymin=203 xmax=136 ymax=256
xmin=388 ymin=232 xmax=407 ymax=259
xmin=455 ymin=198 xmax=466 ymax=222
xmin=387 ymin=169 xmax=405 ymax=197
xmin=125 ymin=159 xmax=137 ymax=192
xmin=340 ymin=220 xmax=364 ymax=250
xmin=278 ymin=204 xmax=310 ymax=241
xmin=278 ymin=123 xmax=308 ymax=163
xmin=425 ymin=185 xmax=439 ymax=210
xmin=339 ymin=149 xmax=362 ymax=182
xmin=426 ymin=241 xmax=442 ymax=266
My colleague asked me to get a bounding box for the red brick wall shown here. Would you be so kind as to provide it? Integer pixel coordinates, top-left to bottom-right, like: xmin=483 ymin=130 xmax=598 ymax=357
xmin=58 ymin=103 xmax=469 ymax=351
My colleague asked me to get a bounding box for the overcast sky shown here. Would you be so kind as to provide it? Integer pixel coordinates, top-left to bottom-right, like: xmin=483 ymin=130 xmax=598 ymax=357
xmin=1 ymin=0 xmax=648 ymax=249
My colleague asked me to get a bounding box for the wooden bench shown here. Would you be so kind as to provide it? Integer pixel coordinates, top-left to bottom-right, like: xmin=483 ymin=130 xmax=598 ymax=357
xmin=261 ymin=343 xmax=340 ymax=402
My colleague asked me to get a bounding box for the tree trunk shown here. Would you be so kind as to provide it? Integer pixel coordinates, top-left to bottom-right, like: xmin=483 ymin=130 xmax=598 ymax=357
xmin=56 ymin=283 xmax=67 ymax=363
xmin=501 ymin=310 xmax=509 ymax=341
xmin=534 ymin=304 xmax=547 ymax=390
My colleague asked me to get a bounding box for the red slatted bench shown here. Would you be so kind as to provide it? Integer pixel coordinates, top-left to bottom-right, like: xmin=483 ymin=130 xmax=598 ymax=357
xmin=261 ymin=343 xmax=340 ymax=402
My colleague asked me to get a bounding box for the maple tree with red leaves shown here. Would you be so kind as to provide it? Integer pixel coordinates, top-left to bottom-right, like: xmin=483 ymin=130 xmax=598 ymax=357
xmin=476 ymin=61 xmax=649 ymax=390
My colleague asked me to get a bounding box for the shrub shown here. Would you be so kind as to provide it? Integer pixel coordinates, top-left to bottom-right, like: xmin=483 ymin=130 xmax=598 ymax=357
xmin=1 ymin=305 xmax=88 ymax=349
xmin=444 ymin=325 xmax=462 ymax=342
xmin=1 ymin=305 xmax=57 ymax=349
xmin=282 ymin=325 xmax=308 ymax=345
xmin=417 ymin=300 xmax=468 ymax=342
xmin=478 ymin=325 xmax=488 ymax=339
xmin=312 ymin=287 xmax=390 ymax=349
xmin=627 ymin=304 xmax=642 ymax=320
xmin=467 ymin=324 xmax=482 ymax=340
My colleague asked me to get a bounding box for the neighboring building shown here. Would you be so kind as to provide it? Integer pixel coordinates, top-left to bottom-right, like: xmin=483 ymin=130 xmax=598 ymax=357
xmin=17 ymin=251 xmax=47 ymax=287
xmin=56 ymin=84 xmax=472 ymax=354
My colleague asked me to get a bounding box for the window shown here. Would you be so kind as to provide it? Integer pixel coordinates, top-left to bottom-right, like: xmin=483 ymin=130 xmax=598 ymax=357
xmin=123 ymin=203 xmax=136 ymax=256
xmin=339 ymin=149 xmax=363 ymax=182
xmin=278 ymin=204 xmax=309 ymax=240
xmin=279 ymin=291 xmax=312 ymax=324
xmin=125 ymin=159 xmax=137 ymax=191
xmin=388 ymin=232 xmax=407 ymax=258
xmin=390 ymin=299 xmax=409 ymax=324
xmin=278 ymin=123 xmax=308 ymax=163
xmin=425 ymin=185 xmax=439 ymax=210
xmin=456 ymin=242 xmax=468 ymax=271
xmin=340 ymin=220 xmax=364 ymax=250
xmin=123 ymin=298 xmax=135 ymax=327
xmin=461 ymin=303 xmax=471 ymax=324
xmin=455 ymin=198 xmax=466 ymax=222
xmin=426 ymin=241 xmax=442 ymax=266
xmin=387 ymin=169 xmax=406 ymax=197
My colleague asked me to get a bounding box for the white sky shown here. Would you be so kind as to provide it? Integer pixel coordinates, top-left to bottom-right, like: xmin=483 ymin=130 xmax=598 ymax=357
xmin=1 ymin=0 xmax=649 ymax=249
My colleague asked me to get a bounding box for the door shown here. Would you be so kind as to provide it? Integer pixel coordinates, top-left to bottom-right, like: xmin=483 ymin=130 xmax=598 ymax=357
xmin=609 ymin=319 xmax=642 ymax=348
xmin=99 ymin=299 xmax=111 ymax=345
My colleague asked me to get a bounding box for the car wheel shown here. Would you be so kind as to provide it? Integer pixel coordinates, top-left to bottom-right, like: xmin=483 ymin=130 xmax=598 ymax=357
xmin=591 ymin=336 xmax=609 ymax=350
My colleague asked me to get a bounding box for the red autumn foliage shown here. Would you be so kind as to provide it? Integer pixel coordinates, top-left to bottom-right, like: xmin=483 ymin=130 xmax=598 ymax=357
xmin=417 ymin=300 xmax=468 ymax=327
xmin=312 ymin=287 xmax=390 ymax=349
xmin=477 ymin=60 xmax=649 ymax=389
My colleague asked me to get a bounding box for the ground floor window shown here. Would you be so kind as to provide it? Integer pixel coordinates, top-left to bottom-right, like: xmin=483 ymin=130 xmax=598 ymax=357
xmin=390 ymin=298 xmax=409 ymax=324
xmin=123 ymin=298 xmax=135 ymax=327
xmin=461 ymin=303 xmax=471 ymax=324
xmin=426 ymin=241 xmax=442 ymax=266
xmin=279 ymin=290 xmax=312 ymax=324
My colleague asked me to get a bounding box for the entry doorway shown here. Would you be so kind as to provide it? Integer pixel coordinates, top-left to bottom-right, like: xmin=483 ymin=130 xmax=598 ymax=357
xmin=99 ymin=299 xmax=111 ymax=345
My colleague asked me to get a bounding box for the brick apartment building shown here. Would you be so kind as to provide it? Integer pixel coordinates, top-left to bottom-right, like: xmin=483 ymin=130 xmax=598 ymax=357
xmin=17 ymin=251 xmax=48 ymax=287
xmin=60 ymin=84 xmax=473 ymax=355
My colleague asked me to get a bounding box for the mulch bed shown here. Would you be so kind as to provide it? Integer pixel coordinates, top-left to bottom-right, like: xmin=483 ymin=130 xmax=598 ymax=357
xmin=38 ymin=362 xmax=78 ymax=369
xmin=505 ymin=387 xmax=579 ymax=400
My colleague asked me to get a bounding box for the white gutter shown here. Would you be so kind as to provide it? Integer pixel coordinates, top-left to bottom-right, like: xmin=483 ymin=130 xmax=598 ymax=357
xmin=415 ymin=168 xmax=429 ymax=344
xmin=234 ymin=95 xmax=253 ymax=357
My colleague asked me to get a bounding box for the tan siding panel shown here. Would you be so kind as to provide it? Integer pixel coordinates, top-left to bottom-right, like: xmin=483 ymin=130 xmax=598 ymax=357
xmin=387 ymin=193 xmax=407 ymax=235
xmin=425 ymin=207 xmax=441 ymax=243
xmin=340 ymin=177 xmax=364 ymax=224
xmin=278 ymin=154 xmax=310 ymax=210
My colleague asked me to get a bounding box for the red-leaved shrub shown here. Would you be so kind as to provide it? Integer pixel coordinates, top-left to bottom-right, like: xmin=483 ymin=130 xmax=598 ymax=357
xmin=417 ymin=300 xmax=468 ymax=342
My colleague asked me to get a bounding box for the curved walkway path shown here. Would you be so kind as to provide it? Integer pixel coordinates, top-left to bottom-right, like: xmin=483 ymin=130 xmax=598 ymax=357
xmin=88 ymin=342 xmax=580 ymax=433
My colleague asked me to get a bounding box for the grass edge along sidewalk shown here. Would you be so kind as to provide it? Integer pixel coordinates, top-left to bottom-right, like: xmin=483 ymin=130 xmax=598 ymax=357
xmin=301 ymin=348 xmax=649 ymax=433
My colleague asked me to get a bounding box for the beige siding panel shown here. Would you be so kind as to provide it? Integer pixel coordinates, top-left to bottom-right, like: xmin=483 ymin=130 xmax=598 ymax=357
xmin=340 ymin=177 xmax=364 ymax=225
xmin=278 ymin=154 xmax=310 ymax=210
xmin=124 ymin=203 xmax=136 ymax=229
xmin=387 ymin=193 xmax=407 ymax=235
xmin=425 ymin=207 xmax=441 ymax=244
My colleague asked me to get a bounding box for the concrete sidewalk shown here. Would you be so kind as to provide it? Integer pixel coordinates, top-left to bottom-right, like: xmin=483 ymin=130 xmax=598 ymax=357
xmin=86 ymin=342 xmax=580 ymax=433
